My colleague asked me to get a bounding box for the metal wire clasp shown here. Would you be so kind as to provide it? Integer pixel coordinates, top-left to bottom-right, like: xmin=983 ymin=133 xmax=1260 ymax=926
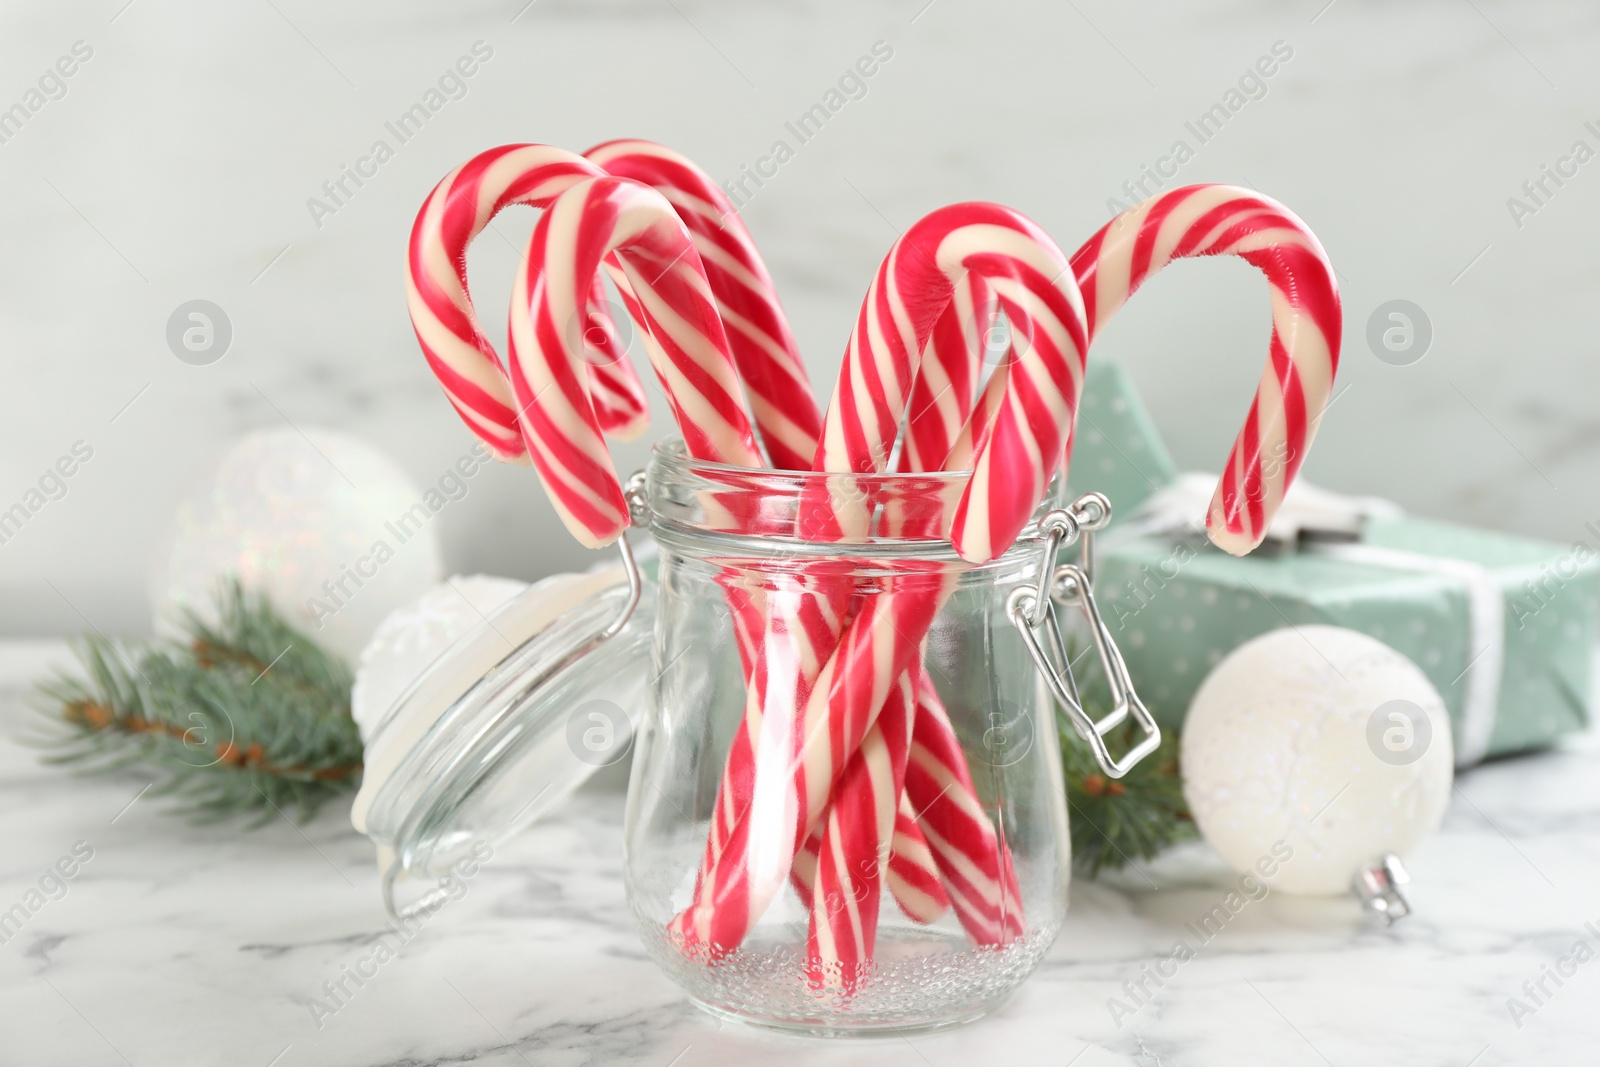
xmin=601 ymin=472 xmax=650 ymax=640
xmin=1006 ymin=492 xmax=1161 ymax=779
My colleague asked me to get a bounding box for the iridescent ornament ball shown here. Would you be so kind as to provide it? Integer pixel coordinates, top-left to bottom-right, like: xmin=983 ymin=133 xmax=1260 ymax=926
xmin=149 ymin=427 xmax=444 ymax=662
xmin=1181 ymin=625 xmax=1454 ymax=895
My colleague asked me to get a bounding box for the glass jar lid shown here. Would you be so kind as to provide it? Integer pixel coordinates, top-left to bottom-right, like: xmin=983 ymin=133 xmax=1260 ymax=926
xmin=351 ymin=538 xmax=654 ymax=919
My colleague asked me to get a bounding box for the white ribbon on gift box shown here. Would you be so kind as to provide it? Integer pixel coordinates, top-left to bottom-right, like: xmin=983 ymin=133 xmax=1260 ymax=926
xmin=1120 ymin=473 xmax=1502 ymax=767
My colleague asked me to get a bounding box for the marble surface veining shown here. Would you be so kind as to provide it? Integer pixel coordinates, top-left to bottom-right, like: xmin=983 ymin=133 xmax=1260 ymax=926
xmin=3 ymin=640 xmax=1599 ymax=1065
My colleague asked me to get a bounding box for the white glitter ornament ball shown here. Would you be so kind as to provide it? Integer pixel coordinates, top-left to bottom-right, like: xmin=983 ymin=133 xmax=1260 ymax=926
xmin=149 ymin=428 xmax=444 ymax=663
xmin=1181 ymin=625 xmax=1453 ymax=895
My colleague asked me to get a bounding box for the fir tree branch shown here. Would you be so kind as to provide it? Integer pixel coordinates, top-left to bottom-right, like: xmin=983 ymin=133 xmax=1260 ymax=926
xmin=30 ymin=582 xmax=363 ymax=823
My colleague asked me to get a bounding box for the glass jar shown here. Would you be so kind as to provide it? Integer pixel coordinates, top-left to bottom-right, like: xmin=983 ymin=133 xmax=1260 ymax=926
xmin=354 ymin=438 xmax=1156 ymax=1037
xmin=623 ymin=441 xmax=1073 ymax=1034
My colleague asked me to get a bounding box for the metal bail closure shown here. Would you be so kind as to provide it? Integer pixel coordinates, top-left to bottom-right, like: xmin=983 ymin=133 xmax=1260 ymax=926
xmin=1353 ymin=853 xmax=1413 ymax=924
xmin=1006 ymin=492 xmax=1161 ymax=780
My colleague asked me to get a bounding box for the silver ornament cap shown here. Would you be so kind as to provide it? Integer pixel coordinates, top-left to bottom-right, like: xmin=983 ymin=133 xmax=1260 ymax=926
xmin=1353 ymin=852 xmax=1413 ymax=924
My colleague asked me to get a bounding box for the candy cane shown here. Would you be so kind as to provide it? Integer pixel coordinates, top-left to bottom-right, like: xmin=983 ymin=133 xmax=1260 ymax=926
xmin=894 ymin=272 xmax=996 ymax=475
xmin=951 ymin=185 xmax=1342 ymax=554
xmin=600 ymin=169 xmax=985 ymax=930
xmin=578 ymin=277 xmax=652 ymax=441
xmin=805 ymin=188 xmax=1341 ymax=966
xmin=806 ymin=670 xmax=917 ymax=992
xmin=671 ymin=569 xmax=950 ymax=957
xmin=903 ymin=684 xmax=1024 ymax=943
xmin=408 ymin=140 xmax=819 ymax=465
xmin=583 ymin=147 xmax=955 ymax=927
xmin=802 ymin=202 xmax=1089 ymax=565
xmin=884 ymin=793 xmax=954 ymax=924
xmin=792 ymin=792 xmax=951 ymax=924
xmin=596 ymin=142 xmax=821 ymax=901
xmin=583 ymin=139 xmax=822 ymax=470
xmin=506 ymin=175 xmax=764 ymax=545
xmin=823 ymin=269 xmax=1026 ymax=948
xmin=792 ymin=203 xmax=1087 ymax=971
xmin=406 ymin=144 xmax=654 ymax=461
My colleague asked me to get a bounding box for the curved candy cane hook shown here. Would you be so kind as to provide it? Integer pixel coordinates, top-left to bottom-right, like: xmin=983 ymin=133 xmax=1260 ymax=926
xmin=405 ymin=144 xmax=650 ymax=460
xmin=506 ymin=176 xmax=764 ymax=547
xmin=1074 ymin=185 xmax=1341 ymax=554
xmin=803 ymin=201 xmax=1090 ymax=565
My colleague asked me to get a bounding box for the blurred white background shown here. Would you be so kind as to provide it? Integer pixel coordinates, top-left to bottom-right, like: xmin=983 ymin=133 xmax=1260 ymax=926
xmin=2 ymin=0 xmax=1597 ymax=635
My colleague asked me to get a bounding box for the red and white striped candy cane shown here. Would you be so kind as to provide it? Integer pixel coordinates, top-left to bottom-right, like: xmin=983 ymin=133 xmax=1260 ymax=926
xmin=403 ymin=140 xmax=796 ymax=900
xmin=833 ymin=187 xmax=1339 ymax=961
xmin=950 ymin=185 xmax=1341 ymax=552
xmin=894 ymin=272 xmax=997 ymax=475
xmin=407 ymin=146 xmax=779 ymax=888
xmin=793 ymin=203 xmax=1087 ymax=971
xmin=591 ymin=143 xmax=827 ymax=906
xmin=583 ymin=148 xmax=947 ymax=926
xmin=792 ymin=791 xmax=952 ymax=925
xmin=506 ymin=175 xmax=765 ymax=545
xmin=903 ymin=684 xmax=1024 ymax=943
xmin=884 ymin=793 xmax=954 ymax=924
xmin=671 ymin=570 xmax=950 ymax=956
xmin=406 ymin=144 xmax=653 ymax=461
xmin=573 ymin=276 xmax=653 ymax=442
xmin=802 ymin=202 xmax=1089 ymax=564
xmin=1073 ymin=185 xmax=1340 ymax=554
xmin=805 ymin=670 xmax=917 ymax=992
xmin=583 ymin=139 xmax=822 ymax=471
xmin=873 ymin=265 xmax=1027 ymax=945
xmin=409 ymin=141 xmax=820 ymax=464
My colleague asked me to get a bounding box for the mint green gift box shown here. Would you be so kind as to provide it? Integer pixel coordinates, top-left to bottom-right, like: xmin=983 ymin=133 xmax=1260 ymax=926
xmin=1066 ymin=361 xmax=1597 ymax=765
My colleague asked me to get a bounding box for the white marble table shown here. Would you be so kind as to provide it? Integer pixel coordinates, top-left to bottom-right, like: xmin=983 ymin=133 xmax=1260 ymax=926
xmin=2 ymin=639 xmax=1597 ymax=1066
